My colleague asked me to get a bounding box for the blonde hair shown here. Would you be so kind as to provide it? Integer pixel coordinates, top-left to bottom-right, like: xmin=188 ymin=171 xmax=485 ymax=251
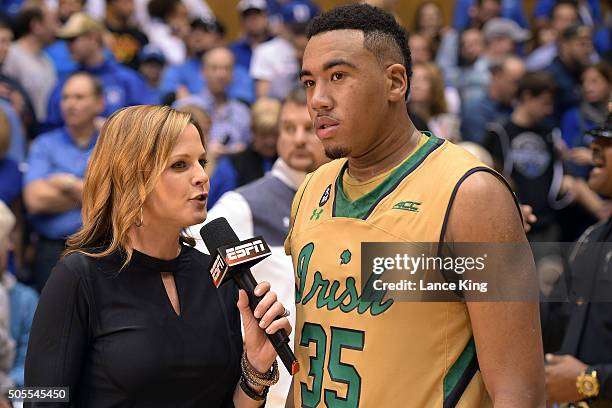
xmin=416 ymin=62 xmax=448 ymax=116
xmin=0 ymin=108 xmax=10 ymax=159
xmin=251 ymin=97 xmax=281 ymax=134
xmin=65 ymin=105 xmax=205 ymax=265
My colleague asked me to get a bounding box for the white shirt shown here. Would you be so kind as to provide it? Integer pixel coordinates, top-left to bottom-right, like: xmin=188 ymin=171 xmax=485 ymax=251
xmin=2 ymin=43 xmax=57 ymax=122
xmin=250 ymin=37 xmax=299 ymax=100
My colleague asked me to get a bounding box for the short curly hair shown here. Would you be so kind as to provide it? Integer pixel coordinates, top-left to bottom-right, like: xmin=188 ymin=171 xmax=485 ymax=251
xmin=306 ymin=4 xmax=412 ymax=95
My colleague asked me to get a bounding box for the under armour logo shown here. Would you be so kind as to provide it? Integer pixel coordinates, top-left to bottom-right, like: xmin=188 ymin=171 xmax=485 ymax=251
xmin=310 ymin=208 xmax=324 ymax=221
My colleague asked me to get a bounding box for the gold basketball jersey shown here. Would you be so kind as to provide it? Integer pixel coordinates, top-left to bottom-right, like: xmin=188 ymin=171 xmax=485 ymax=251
xmin=286 ymin=134 xmax=512 ymax=408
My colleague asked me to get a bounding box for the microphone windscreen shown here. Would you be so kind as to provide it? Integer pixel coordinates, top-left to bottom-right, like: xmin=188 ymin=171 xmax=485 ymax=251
xmin=200 ymin=217 xmax=240 ymax=254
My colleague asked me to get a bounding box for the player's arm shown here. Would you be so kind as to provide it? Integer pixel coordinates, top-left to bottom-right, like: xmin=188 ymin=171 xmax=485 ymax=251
xmin=445 ymin=171 xmax=546 ymax=407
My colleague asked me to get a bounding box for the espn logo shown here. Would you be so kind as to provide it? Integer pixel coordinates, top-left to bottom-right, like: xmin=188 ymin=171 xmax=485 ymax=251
xmin=226 ymin=239 xmax=266 ymax=261
xmin=210 ymin=255 xmax=228 ymax=287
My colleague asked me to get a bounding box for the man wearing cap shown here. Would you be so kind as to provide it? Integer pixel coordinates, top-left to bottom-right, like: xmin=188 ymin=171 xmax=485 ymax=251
xmin=462 ymin=17 xmax=530 ymax=103
xmin=546 ymin=23 xmax=597 ymax=123
xmin=250 ymin=1 xmax=317 ymax=100
xmin=44 ymin=12 xmax=149 ymax=130
xmin=105 ymin=0 xmax=149 ymax=69
xmin=138 ymin=45 xmax=166 ymax=104
xmin=545 ymin=114 xmax=612 ymax=407
xmin=230 ymin=0 xmax=273 ymax=72
xmin=159 ymin=17 xmax=255 ymax=105
xmin=2 ymin=5 xmax=58 ymax=123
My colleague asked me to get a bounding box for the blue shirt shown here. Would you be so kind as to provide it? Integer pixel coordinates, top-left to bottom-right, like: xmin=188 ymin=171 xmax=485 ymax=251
xmin=8 ymin=279 xmax=38 ymax=387
xmin=0 ymin=157 xmax=21 ymax=205
xmin=175 ymin=89 xmax=251 ymax=147
xmin=45 ymin=57 xmax=149 ymax=130
xmin=534 ymin=0 xmax=601 ymax=25
xmin=24 ymin=127 xmax=98 ymax=239
xmin=461 ymin=94 xmax=513 ymax=144
xmin=0 ymin=0 xmax=24 ymax=16
xmin=452 ymin=0 xmax=528 ymax=30
xmin=0 ymin=99 xmax=26 ymax=164
xmin=159 ymin=56 xmax=255 ymax=105
xmin=545 ymin=57 xmax=582 ymax=124
xmin=44 ymin=40 xmax=78 ymax=81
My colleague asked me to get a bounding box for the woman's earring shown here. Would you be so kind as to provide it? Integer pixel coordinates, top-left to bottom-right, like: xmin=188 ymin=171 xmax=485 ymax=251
xmin=135 ymin=207 xmax=143 ymax=227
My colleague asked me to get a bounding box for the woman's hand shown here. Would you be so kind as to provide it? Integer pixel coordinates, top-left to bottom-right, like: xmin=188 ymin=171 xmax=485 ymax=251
xmin=237 ymin=281 xmax=292 ymax=373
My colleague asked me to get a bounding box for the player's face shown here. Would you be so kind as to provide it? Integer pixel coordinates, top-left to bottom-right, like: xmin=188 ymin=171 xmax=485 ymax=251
xmin=145 ymin=125 xmax=209 ymax=229
xmin=300 ymin=30 xmax=390 ymax=159
xmin=588 ymin=137 xmax=612 ymax=197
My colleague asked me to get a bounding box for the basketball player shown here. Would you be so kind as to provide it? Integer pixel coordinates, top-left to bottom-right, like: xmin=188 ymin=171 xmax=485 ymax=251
xmin=284 ymin=4 xmax=545 ymax=407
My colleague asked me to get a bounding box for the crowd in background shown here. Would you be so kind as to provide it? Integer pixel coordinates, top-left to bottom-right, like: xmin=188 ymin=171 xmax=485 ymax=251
xmin=0 ymin=0 xmax=609 ymax=403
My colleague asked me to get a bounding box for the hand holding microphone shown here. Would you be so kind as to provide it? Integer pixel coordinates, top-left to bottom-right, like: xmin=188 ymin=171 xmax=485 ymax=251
xmin=200 ymin=218 xmax=299 ymax=376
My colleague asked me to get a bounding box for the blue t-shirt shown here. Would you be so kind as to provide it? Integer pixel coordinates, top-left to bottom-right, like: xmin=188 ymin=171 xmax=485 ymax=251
xmin=45 ymin=57 xmax=149 ymax=130
xmin=159 ymin=57 xmax=255 ymax=105
xmin=453 ymin=0 xmax=528 ymax=30
xmin=24 ymin=128 xmax=98 ymax=239
xmin=0 ymin=157 xmax=21 ymax=205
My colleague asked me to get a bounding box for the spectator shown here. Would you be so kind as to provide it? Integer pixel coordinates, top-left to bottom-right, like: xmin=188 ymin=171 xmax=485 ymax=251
xmin=453 ymin=0 xmax=504 ymax=31
xmin=561 ymin=62 xmax=612 ymax=178
xmin=0 ymin=107 xmax=21 ymax=212
xmin=453 ymin=0 xmax=528 ymax=30
xmin=134 ymin=0 xmax=214 ymax=30
xmin=24 ymin=73 xmax=104 ymax=292
xmin=0 ymin=16 xmax=36 ymax=139
xmin=482 ymin=71 xmax=569 ymax=239
xmin=144 ymin=0 xmax=190 ymax=65
xmin=160 ymin=17 xmax=255 ymax=105
xmin=408 ymin=33 xmax=434 ymax=64
xmin=441 ymin=27 xmax=484 ymax=94
xmin=230 ymin=0 xmax=273 ymax=72
xmin=45 ymin=12 xmax=149 ymax=129
xmin=175 ymin=47 xmax=251 ymax=158
xmin=534 ymin=0 xmax=602 ymax=28
xmin=266 ymin=0 xmax=319 ymax=35
xmin=546 ymin=23 xmax=596 ymax=123
xmin=413 ymin=1 xmax=455 ymax=59
xmin=455 ymin=0 xmax=528 ymax=30
xmin=0 ymin=98 xmax=26 ymax=165
xmin=189 ymin=87 xmax=327 ymax=408
xmin=44 ymin=0 xmax=83 ymax=81
xmin=2 ymin=5 xmax=58 ymax=123
xmin=462 ymin=17 xmax=530 ymax=103
xmin=105 ymin=0 xmax=149 ymax=69
xmin=0 ymin=200 xmax=37 ymax=389
xmin=527 ymin=1 xmax=580 ymax=71
xmin=206 ymin=97 xmax=280 ymax=208
xmin=461 ymin=55 xmax=525 ymax=143
xmin=137 ymin=45 xmax=167 ymax=104
xmin=543 ymin=114 xmax=612 ymax=406
xmin=0 ymin=202 xmax=15 ymax=400
xmin=408 ymin=62 xmax=461 ymax=142
xmin=57 ymin=0 xmax=85 ymax=24
xmin=251 ymin=1 xmax=316 ymax=100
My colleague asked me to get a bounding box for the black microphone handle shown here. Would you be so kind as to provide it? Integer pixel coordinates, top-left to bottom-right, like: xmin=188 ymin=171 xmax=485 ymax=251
xmin=232 ymin=266 xmax=298 ymax=375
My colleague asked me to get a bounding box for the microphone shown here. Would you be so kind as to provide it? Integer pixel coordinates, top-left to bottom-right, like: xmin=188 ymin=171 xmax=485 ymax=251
xmin=200 ymin=217 xmax=300 ymax=375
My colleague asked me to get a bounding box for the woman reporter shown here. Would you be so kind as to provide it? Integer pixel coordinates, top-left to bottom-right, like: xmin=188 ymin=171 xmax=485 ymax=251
xmin=24 ymin=105 xmax=290 ymax=407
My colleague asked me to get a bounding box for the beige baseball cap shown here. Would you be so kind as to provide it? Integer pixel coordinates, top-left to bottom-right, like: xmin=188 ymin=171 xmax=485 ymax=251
xmin=56 ymin=12 xmax=105 ymax=40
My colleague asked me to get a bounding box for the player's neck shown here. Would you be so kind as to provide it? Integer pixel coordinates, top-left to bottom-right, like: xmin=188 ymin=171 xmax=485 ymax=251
xmin=347 ymin=117 xmax=419 ymax=182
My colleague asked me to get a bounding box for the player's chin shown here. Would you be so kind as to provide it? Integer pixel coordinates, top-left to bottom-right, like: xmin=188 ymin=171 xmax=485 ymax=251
xmin=324 ymin=145 xmax=350 ymax=160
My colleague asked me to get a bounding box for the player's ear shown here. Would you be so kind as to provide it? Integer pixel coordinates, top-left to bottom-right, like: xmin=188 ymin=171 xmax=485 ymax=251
xmin=386 ymin=63 xmax=408 ymax=103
